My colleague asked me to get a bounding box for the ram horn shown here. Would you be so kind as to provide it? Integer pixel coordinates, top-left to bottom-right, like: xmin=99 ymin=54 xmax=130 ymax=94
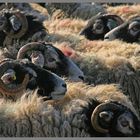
xmin=5 ymin=11 xmax=28 ymax=38
xmin=128 ymin=20 xmax=140 ymax=30
xmin=17 ymin=42 xmax=46 ymax=59
xmin=103 ymin=14 xmax=124 ymax=25
xmin=91 ymin=101 xmax=122 ymax=133
xmin=0 ymin=60 xmax=29 ymax=96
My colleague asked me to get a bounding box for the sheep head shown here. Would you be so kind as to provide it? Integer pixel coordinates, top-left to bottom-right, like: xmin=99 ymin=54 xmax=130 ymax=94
xmin=79 ymin=13 xmax=123 ymax=40
xmin=91 ymin=101 xmax=140 ymax=136
xmin=0 ymin=9 xmax=28 ymax=39
xmin=0 ymin=58 xmax=67 ymax=100
xmin=104 ymin=16 xmax=140 ymax=43
xmin=18 ymin=59 xmax=67 ymax=100
xmin=17 ymin=41 xmax=85 ymax=82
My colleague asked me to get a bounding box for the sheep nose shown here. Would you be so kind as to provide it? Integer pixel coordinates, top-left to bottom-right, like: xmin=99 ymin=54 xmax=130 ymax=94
xmin=78 ymin=76 xmax=85 ymax=81
xmin=62 ymin=83 xmax=67 ymax=88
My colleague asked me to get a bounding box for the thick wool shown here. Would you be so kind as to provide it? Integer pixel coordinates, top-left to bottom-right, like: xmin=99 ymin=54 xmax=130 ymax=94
xmin=45 ymin=3 xmax=105 ymax=20
xmin=0 ymin=83 xmax=137 ymax=137
xmin=74 ymin=54 xmax=140 ymax=115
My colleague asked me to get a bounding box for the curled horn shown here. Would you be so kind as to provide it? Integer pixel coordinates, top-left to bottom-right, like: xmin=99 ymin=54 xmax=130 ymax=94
xmin=5 ymin=11 xmax=28 ymax=38
xmin=0 ymin=61 xmax=29 ymax=96
xmin=91 ymin=102 xmax=122 ymax=133
xmin=0 ymin=58 xmax=13 ymax=64
xmin=128 ymin=20 xmax=140 ymax=29
xmin=17 ymin=42 xmax=46 ymax=59
xmin=103 ymin=14 xmax=124 ymax=25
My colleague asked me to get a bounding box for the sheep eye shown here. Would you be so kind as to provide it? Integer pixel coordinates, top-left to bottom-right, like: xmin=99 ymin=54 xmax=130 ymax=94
xmin=48 ymin=57 xmax=56 ymax=62
xmin=93 ymin=24 xmax=103 ymax=30
xmin=93 ymin=22 xmax=104 ymax=34
xmin=121 ymin=120 xmax=129 ymax=127
xmin=132 ymin=27 xmax=138 ymax=31
xmin=131 ymin=26 xmax=139 ymax=32
xmin=96 ymin=24 xmax=103 ymax=30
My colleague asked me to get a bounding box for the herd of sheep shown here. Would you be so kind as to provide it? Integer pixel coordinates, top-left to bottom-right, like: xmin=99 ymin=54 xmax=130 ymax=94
xmin=0 ymin=2 xmax=140 ymax=137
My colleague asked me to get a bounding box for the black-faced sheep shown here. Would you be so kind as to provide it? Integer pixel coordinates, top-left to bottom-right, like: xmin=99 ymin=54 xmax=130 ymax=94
xmin=0 ymin=59 xmax=67 ymax=101
xmin=17 ymin=41 xmax=84 ymax=82
xmin=0 ymin=9 xmax=49 ymax=50
xmin=79 ymin=13 xmax=123 ymax=40
xmin=104 ymin=16 xmax=140 ymax=43
xmin=0 ymin=83 xmax=139 ymax=137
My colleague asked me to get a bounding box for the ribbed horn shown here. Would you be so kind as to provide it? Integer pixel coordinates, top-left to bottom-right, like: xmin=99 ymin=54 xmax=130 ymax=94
xmin=17 ymin=42 xmax=46 ymax=59
xmin=4 ymin=11 xmax=28 ymax=38
xmin=91 ymin=102 xmax=122 ymax=133
xmin=0 ymin=60 xmax=29 ymax=96
xmin=103 ymin=14 xmax=124 ymax=25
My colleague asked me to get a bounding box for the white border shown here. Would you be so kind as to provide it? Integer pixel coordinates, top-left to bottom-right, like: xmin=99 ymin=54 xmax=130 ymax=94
xmin=0 ymin=0 xmax=139 ymax=139
xmin=0 ymin=0 xmax=139 ymax=3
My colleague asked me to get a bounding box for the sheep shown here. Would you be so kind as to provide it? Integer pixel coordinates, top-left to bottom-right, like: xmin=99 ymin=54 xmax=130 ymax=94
xmin=0 ymin=58 xmax=67 ymax=101
xmin=53 ymin=36 xmax=140 ymax=61
xmin=44 ymin=3 xmax=105 ymax=20
xmin=70 ymin=53 xmax=140 ymax=116
xmin=104 ymin=16 xmax=140 ymax=43
xmin=0 ymin=8 xmax=49 ymax=53
xmin=16 ymin=41 xmax=84 ymax=82
xmin=0 ymin=83 xmax=139 ymax=137
xmin=79 ymin=13 xmax=124 ymax=40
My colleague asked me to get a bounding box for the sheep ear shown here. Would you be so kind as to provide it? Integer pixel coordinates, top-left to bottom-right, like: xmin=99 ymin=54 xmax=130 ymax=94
xmin=9 ymin=15 xmax=22 ymax=31
xmin=99 ymin=111 xmax=114 ymax=122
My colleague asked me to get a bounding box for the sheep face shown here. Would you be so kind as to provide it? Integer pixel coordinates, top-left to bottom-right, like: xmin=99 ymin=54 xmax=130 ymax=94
xmin=104 ymin=16 xmax=140 ymax=43
xmin=116 ymin=112 xmax=136 ymax=136
xmin=17 ymin=42 xmax=85 ymax=82
xmin=44 ymin=44 xmax=85 ymax=82
xmin=0 ymin=9 xmax=47 ymax=47
xmin=9 ymin=15 xmax=22 ymax=31
xmin=79 ymin=13 xmax=123 ymax=40
xmin=98 ymin=110 xmax=139 ymax=136
xmin=20 ymin=60 xmax=67 ymax=100
xmin=0 ymin=9 xmax=28 ymax=35
xmin=0 ymin=59 xmax=67 ymax=100
xmin=91 ymin=101 xmax=140 ymax=137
